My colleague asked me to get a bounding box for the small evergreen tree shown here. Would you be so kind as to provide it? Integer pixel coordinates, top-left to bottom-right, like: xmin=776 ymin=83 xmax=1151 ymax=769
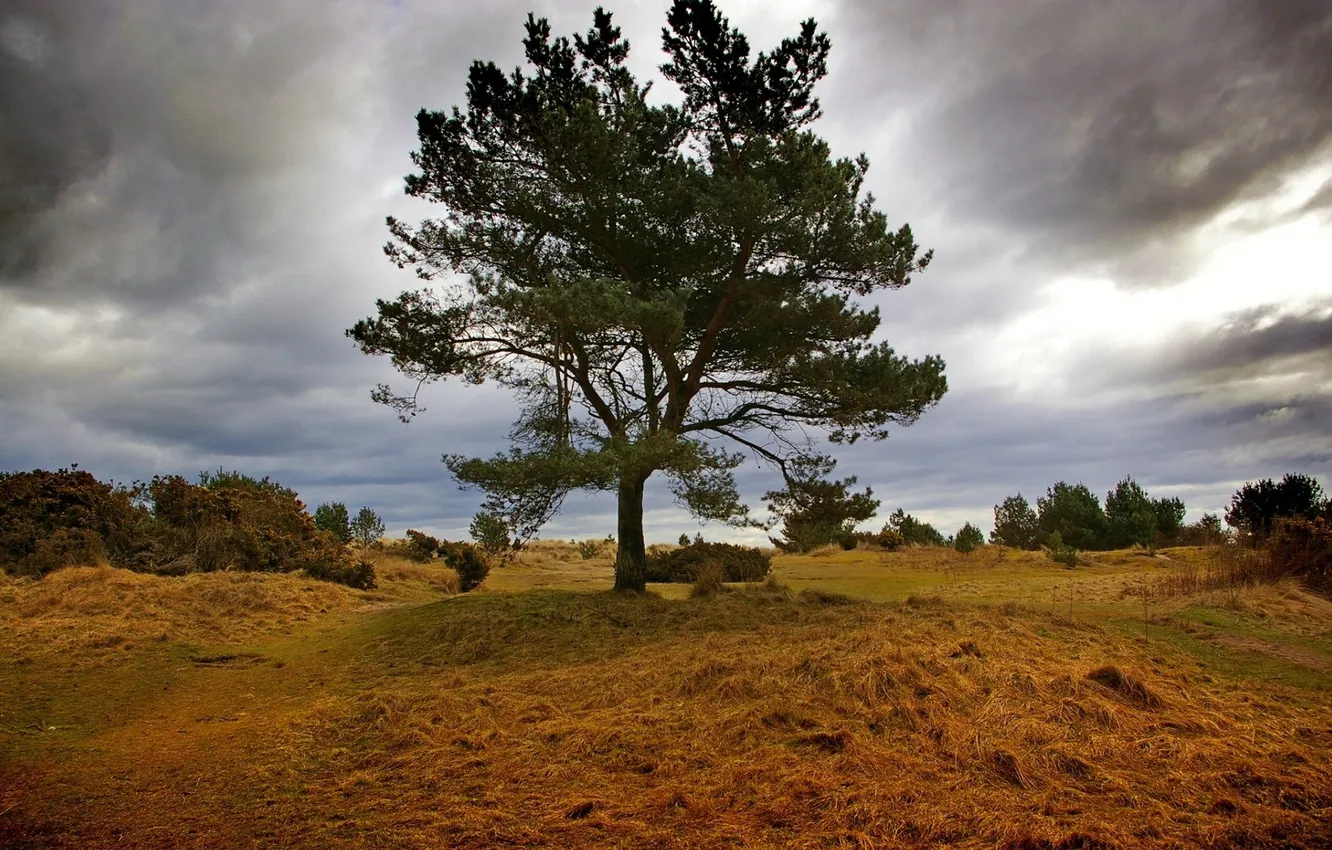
xmin=764 ymin=456 xmax=879 ymax=552
xmin=990 ymin=494 xmax=1039 ymax=549
xmin=954 ymin=522 xmax=984 ymax=554
xmin=678 ymin=533 xmax=691 ymax=547
xmin=349 ymin=507 xmax=386 ymax=547
xmin=884 ymin=508 xmax=946 ymax=547
xmin=313 ymin=502 xmax=351 ymax=542
xmin=469 ymin=511 xmax=512 ymax=555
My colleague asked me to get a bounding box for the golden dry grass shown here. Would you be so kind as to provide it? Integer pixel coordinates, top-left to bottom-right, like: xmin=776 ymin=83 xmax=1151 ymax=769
xmin=2 ymin=548 xmax=1330 ymax=849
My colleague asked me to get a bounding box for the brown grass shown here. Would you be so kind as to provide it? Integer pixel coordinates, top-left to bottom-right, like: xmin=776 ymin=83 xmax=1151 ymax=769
xmin=2 ymin=554 xmax=1330 ymax=848
xmin=0 ymin=555 xmax=456 ymax=659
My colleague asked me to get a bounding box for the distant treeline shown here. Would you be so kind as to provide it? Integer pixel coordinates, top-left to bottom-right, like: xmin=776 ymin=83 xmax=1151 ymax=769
xmin=990 ymin=473 xmax=1328 ymax=553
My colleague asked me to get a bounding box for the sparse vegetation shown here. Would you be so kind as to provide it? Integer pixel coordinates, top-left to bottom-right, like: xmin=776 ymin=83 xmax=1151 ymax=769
xmin=884 ymin=507 xmax=947 ymax=547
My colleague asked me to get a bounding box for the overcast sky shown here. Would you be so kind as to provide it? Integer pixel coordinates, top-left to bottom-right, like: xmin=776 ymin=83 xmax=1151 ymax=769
xmin=2 ymin=0 xmax=1329 ymax=543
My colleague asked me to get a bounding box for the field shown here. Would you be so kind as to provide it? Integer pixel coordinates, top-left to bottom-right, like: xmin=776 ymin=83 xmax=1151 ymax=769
xmin=2 ymin=543 xmax=1331 ymax=848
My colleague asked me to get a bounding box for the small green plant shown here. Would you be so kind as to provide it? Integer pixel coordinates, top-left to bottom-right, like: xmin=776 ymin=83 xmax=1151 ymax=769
xmin=402 ymin=529 xmax=443 ymax=562
xmin=577 ymin=539 xmax=600 ymax=560
xmin=837 ymin=532 xmax=858 ymax=551
xmin=348 ymin=507 xmax=385 ymax=547
xmin=469 ymin=511 xmax=512 ymax=555
xmin=954 ymin=522 xmax=984 ymax=554
xmin=313 ymin=502 xmax=351 ymax=542
xmin=678 ymin=533 xmax=691 ymax=547
xmin=1045 ymin=531 xmax=1079 ymax=568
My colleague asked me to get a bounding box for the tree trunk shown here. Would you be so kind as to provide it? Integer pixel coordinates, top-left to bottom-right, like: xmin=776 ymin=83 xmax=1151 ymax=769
xmin=613 ymin=472 xmax=649 ymax=592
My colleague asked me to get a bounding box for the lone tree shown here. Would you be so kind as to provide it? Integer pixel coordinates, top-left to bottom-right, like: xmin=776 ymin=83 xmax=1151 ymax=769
xmin=349 ymin=1 xmax=947 ymax=591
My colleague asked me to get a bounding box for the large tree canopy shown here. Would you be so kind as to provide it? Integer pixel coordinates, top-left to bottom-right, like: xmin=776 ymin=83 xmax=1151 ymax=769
xmin=349 ymin=0 xmax=947 ymax=591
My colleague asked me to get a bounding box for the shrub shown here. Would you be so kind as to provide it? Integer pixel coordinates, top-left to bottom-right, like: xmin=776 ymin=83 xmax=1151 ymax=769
xmin=853 ymin=528 xmax=904 ymax=551
xmin=1269 ymin=516 xmax=1332 ymax=596
xmin=954 ymin=522 xmax=984 ymax=554
xmin=0 ymin=467 xmax=146 ymax=576
xmin=470 ymin=511 xmax=512 ymax=555
xmin=403 ymin=529 xmax=443 ymax=562
xmin=763 ymin=456 xmax=879 ymax=553
xmin=837 ymin=532 xmax=858 ymax=550
xmin=444 ymin=543 xmax=491 ymax=592
xmin=313 ymin=502 xmax=351 ymax=542
xmin=689 ymin=563 xmax=727 ymax=598
xmin=644 ymin=541 xmax=771 ymax=583
xmin=678 ymin=533 xmax=691 ymax=547
xmin=1044 ymin=531 xmax=1079 ymax=568
xmin=1177 ymin=512 xmax=1226 ymax=546
xmin=349 ymin=507 xmax=386 ymax=547
xmin=577 ymin=539 xmax=600 ymax=560
xmin=306 ymin=557 xmax=378 ymax=590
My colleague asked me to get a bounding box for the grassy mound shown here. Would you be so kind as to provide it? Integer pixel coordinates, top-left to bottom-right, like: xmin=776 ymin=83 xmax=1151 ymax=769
xmin=0 ymin=556 xmax=457 ymax=659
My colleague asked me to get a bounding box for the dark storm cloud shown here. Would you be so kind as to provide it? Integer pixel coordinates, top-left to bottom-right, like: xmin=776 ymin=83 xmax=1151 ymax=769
xmin=832 ymin=0 xmax=1332 ymax=280
xmin=1 ymin=0 xmax=1328 ymax=546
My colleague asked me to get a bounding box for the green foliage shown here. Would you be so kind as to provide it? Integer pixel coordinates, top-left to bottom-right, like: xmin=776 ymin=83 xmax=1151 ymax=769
xmin=197 ymin=468 xmax=298 ymax=499
xmin=954 ymin=522 xmax=984 ymax=554
xmin=990 ymin=494 xmax=1039 ymax=549
xmin=837 ymin=533 xmax=858 ymax=551
xmin=764 ymin=456 xmax=879 ymax=553
xmin=884 ymin=508 xmax=946 ymax=547
xmin=1153 ymin=496 xmax=1186 ymax=545
xmin=678 ymin=533 xmax=691 ymax=547
xmin=313 ymin=502 xmax=351 ymax=542
xmin=1036 ymin=482 xmax=1107 ymax=551
xmin=1104 ymin=476 xmax=1157 ymax=549
xmin=644 ymin=541 xmax=771 ymax=584
xmin=1226 ymin=474 xmax=1327 ymax=543
xmin=469 ymin=511 xmax=512 ymax=555
xmin=1044 ymin=531 xmax=1079 ymax=568
xmin=347 ymin=1 xmax=947 ymax=591
xmin=444 ymin=543 xmax=491 ymax=593
xmin=0 ymin=467 xmax=145 ymax=576
xmin=349 ymin=507 xmax=386 ymax=547
xmin=577 ymin=539 xmax=601 ymax=560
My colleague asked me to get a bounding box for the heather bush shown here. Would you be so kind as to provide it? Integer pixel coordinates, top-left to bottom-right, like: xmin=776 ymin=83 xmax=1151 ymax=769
xmin=644 ymin=541 xmax=771 ymax=583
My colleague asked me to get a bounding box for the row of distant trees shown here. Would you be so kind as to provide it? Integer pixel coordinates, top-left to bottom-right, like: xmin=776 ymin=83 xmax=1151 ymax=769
xmin=991 ymin=473 xmax=1327 ymax=552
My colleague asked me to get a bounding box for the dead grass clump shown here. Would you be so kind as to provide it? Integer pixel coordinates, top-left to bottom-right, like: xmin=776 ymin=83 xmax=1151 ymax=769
xmin=688 ymin=563 xmax=727 ymax=598
xmin=1086 ymin=665 xmax=1164 ymax=708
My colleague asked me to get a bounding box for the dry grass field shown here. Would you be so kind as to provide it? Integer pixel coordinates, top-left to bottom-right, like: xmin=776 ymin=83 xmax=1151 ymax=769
xmin=2 ymin=543 xmax=1330 ymax=848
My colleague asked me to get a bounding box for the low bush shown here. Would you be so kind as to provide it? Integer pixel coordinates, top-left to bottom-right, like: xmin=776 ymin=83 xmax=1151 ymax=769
xmin=853 ymin=528 xmax=904 ymax=551
xmin=305 ymin=558 xmax=378 ymax=590
xmin=1269 ymin=516 xmax=1332 ymax=596
xmin=443 ymin=543 xmax=491 ymax=592
xmin=0 ymin=468 xmax=145 ymax=576
xmin=1044 ymin=531 xmax=1079 ymax=568
xmin=645 ymin=541 xmax=771 ymax=583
